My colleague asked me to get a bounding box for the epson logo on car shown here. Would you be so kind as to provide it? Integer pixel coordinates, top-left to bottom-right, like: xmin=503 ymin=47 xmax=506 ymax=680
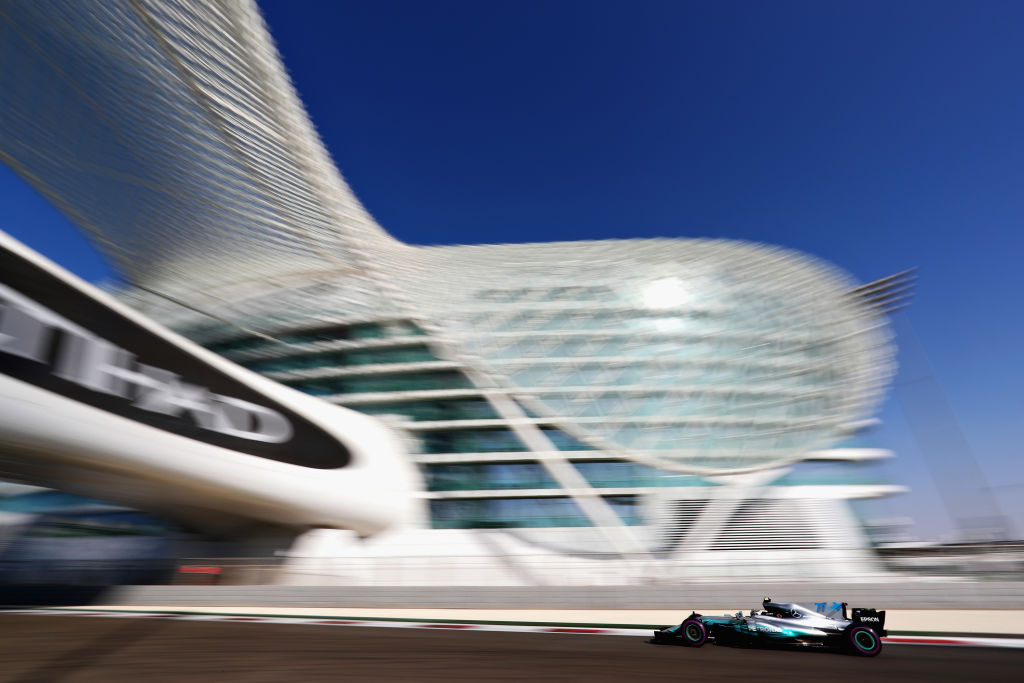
xmin=0 ymin=283 xmax=292 ymax=444
xmin=859 ymin=616 xmax=880 ymax=623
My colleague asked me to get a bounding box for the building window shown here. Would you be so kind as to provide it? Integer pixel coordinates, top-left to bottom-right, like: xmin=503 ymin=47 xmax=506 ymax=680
xmin=428 ymin=495 xmax=642 ymax=528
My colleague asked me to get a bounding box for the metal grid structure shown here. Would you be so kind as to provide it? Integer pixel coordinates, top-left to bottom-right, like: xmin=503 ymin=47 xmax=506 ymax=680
xmin=120 ymin=238 xmax=899 ymax=556
xmin=0 ymin=0 xmax=901 ymax=565
xmin=0 ymin=0 xmax=397 ymax=296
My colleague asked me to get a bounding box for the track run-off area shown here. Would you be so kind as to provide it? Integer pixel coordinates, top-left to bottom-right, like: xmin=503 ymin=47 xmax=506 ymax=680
xmin=1 ymin=611 xmax=1023 ymax=682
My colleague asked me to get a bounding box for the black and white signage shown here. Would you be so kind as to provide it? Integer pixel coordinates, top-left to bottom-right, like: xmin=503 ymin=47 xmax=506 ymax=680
xmin=0 ymin=242 xmax=349 ymax=469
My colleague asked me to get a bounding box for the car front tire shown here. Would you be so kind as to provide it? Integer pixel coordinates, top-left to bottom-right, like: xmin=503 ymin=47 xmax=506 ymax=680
xmin=681 ymin=619 xmax=708 ymax=647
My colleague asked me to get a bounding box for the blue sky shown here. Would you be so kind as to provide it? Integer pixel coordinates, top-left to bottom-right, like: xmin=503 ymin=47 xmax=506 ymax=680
xmin=3 ymin=0 xmax=1022 ymax=539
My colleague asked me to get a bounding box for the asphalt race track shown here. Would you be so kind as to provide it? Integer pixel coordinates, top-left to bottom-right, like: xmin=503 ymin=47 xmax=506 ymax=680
xmin=0 ymin=614 xmax=1021 ymax=682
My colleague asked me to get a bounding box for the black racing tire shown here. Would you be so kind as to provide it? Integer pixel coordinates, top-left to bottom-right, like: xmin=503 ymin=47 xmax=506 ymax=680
xmin=680 ymin=619 xmax=708 ymax=647
xmin=847 ymin=626 xmax=883 ymax=657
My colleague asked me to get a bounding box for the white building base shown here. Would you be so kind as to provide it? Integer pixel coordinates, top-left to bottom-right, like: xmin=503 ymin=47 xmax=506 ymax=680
xmin=278 ymin=525 xmax=889 ymax=586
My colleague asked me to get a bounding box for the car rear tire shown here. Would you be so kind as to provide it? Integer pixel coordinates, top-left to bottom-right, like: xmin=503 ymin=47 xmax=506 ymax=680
xmin=847 ymin=626 xmax=882 ymax=657
xmin=680 ymin=619 xmax=708 ymax=647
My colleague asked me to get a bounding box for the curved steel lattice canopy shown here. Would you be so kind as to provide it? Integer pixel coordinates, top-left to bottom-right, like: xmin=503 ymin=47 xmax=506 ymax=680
xmin=0 ymin=0 xmax=397 ymax=296
xmin=0 ymin=1 xmax=897 ymax=477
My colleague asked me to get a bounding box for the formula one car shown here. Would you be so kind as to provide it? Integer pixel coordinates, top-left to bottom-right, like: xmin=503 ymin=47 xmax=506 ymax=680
xmin=650 ymin=597 xmax=886 ymax=657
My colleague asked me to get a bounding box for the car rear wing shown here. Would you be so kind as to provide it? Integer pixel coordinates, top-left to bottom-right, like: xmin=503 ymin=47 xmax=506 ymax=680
xmin=851 ymin=608 xmax=887 ymax=634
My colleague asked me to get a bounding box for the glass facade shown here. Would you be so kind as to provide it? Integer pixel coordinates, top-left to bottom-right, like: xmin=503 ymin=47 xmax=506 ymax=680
xmin=429 ymin=496 xmax=643 ymax=529
xmin=286 ymin=371 xmax=473 ymax=396
xmin=177 ymin=239 xmax=895 ymax=538
xmin=207 ymin=322 xmax=426 ymax=357
xmin=243 ymin=346 xmax=439 ymax=374
xmin=400 ymin=427 xmax=591 ymax=454
xmin=357 ymin=400 xmax=500 ymax=422
xmin=425 ymin=461 xmax=711 ymax=491
xmin=184 ymin=238 xmax=892 ymax=538
xmin=420 ymin=430 xmax=527 ymax=454
xmin=771 ymin=459 xmax=883 ymax=487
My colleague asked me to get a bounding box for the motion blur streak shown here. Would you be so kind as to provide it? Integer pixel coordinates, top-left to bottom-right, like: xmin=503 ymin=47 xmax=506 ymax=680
xmin=0 ymin=0 xmax=994 ymax=585
xmin=1 ymin=615 xmax=1022 ymax=682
